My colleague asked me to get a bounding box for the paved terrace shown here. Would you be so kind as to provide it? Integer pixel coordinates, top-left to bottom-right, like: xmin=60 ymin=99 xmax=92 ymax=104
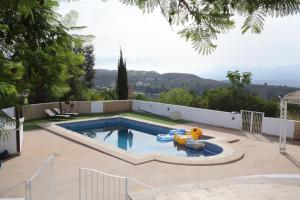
xmin=0 ymin=116 xmax=300 ymax=200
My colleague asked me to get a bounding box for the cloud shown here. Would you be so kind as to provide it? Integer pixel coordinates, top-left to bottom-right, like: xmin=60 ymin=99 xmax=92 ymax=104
xmin=95 ymin=55 xmax=159 ymax=69
xmin=58 ymin=0 xmax=300 ymax=80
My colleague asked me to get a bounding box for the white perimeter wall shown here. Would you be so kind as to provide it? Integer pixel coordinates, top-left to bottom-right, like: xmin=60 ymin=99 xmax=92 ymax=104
xmin=132 ymin=100 xmax=296 ymax=138
xmin=91 ymin=101 xmax=103 ymax=113
xmin=132 ymin=100 xmax=242 ymax=130
xmin=262 ymin=117 xmax=295 ymax=138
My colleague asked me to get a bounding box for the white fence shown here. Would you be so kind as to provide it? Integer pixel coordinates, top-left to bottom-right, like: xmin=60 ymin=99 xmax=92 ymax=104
xmin=25 ymin=155 xmax=55 ymax=200
xmin=241 ymin=110 xmax=264 ymax=133
xmin=79 ymin=168 xmax=128 ymax=200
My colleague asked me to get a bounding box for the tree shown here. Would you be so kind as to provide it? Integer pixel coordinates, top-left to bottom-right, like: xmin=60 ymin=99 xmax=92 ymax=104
xmin=81 ymin=45 xmax=95 ymax=88
xmin=159 ymin=88 xmax=194 ymax=106
xmin=116 ymin=49 xmax=128 ymax=100
xmin=200 ymin=71 xmax=279 ymax=116
xmin=226 ymin=70 xmax=252 ymax=95
xmin=0 ymin=0 xmax=86 ymax=103
xmin=134 ymin=93 xmax=150 ymax=101
xmin=0 ymin=1 xmax=87 ymax=137
xmin=120 ymin=0 xmax=300 ymax=54
xmin=60 ymin=10 xmax=96 ymax=101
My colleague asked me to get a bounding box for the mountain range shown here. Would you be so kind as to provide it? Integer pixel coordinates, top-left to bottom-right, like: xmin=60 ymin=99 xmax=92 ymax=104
xmin=94 ymin=69 xmax=299 ymax=99
xmin=202 ymin=64 xmax=300 ymax=87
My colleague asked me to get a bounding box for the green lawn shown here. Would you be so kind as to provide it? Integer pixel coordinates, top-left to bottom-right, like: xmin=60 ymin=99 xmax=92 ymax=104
xmin=24 ymin=112 xmax=187 ymax=131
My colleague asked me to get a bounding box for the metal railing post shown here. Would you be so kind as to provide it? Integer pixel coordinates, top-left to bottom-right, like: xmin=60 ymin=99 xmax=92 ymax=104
xmin=25 ymin=180 xmax=32 ymax=200
xmin=250 ymin=111 xmax=253 ymax=133
xmin=125 ymin=178 xmax=128 ymax=200
xmin=79 ymin=168 xmax=132 ymax=200
xmin=79 ymin=169 xmax=82 ymax=200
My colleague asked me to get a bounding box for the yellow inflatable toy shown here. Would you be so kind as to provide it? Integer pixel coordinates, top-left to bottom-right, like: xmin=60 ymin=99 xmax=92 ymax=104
xmin=174 ymin=128 xmax=203 ymax=145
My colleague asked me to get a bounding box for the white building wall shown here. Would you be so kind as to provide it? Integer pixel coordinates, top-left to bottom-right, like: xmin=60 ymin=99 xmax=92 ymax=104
xmin=2 ymin=107 xmax=15 ymax=118
xmin=0 ymin=129 xmax=17 ymax=154
xmin=91 ymin=101 xmax=103 ymax=113
xmin=132 ymin=100 xmax=242 ymax=130
xmin=262 ymin=117 xmax=295 ymax=138
xmin=19 ymin=118 xmax=24 ymax=151
xmin=0 ymin=108 xmax=23 ymax=154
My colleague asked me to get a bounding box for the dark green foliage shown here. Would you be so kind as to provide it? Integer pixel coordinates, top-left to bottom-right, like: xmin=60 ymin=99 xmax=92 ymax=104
xmin=26 ymin=38 xmax=84 ymax=103
xmin=0 ymin=0 xmax=88 ymax=137
xmin=200 ymin=71 xmax=279 ymax=117
xmin=81 ymin=45 xmax=95 ymax=88
xmin=0 ymin=0 xmax=86 ymax=104
xmin=226 ymin=70 xmax=252 ymax=95
xmin=200 ymin=87 xmax=279 ymax=117
xmin=159 ymin=88 xmax=194 ymax=106
xmin=288 ymin=104 xmax=300 ymax=120
xmin=101 ymin=89 xmax=117 ymax=100
xmin=134 ymin=93 xmax=150 ymax=101
xmin=116 ymin=49 xmax=128 ymax=100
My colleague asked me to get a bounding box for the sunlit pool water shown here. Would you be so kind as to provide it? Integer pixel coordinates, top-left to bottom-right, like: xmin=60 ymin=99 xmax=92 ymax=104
xmin=59 ymin=118 xmax=223 ymax=157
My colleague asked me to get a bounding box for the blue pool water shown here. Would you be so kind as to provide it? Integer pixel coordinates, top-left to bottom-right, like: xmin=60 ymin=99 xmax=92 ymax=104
xmin=59 ymin=118 xmax=223 ymax=157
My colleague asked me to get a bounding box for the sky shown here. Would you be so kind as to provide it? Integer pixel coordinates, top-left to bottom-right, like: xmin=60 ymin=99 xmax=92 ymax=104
xmin=58 ymin=0 xmax=300 ymax=83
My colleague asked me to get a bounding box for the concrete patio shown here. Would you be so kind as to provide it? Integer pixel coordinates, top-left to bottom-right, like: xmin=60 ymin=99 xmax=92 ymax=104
xmin=0 ymin=119 xmax=300 ymax=200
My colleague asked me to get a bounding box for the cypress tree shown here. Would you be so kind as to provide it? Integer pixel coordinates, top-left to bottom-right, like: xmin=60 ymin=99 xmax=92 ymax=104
xmin=82 ymin=45 xmax=95 ymax=88
xmin=116 ymin=49 xmax=128 ymax=100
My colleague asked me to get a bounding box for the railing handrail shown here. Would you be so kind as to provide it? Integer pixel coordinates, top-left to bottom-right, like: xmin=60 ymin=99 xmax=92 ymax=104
xmin=27 ymin=155 xmax=54 ymax=181
xmin=79 ymin=168 xmax=157 ymax=200
xmin=79 ymin=168 xmax=128 ymax=179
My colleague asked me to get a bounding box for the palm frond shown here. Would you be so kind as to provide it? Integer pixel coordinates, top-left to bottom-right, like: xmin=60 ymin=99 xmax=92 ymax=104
xmin=242 ymin=10 xmax=267 ymax=34
xmin=118 ymin=0 xmax=300 ymax=54
xmin=179 ymin=27 xmax=217 ymax=55
xmin=0 ymin=82 xmax=18 ymax=108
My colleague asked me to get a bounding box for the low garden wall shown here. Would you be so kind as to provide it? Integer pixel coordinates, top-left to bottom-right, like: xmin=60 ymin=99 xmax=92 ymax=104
xmin=132 ymin=100 xmax=297 ymax=139
xmin=22 ymin=101 xmax=91 ymax=121
xmin=132 ymin=100 xmax=242 ymax=130
xmin=1 ymin=100 xmax=298 ymax=149
xmin=22 ymin=100 xmax=132 ymax=121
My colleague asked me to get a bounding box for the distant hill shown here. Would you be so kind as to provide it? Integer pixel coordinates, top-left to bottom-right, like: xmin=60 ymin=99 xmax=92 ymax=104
xmin=94 ymin=69 xmax=299 ymax=99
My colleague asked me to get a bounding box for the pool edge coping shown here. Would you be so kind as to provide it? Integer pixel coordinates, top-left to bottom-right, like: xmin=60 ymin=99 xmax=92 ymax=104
xmin=38 ymin=115 xmax=244 ymax=166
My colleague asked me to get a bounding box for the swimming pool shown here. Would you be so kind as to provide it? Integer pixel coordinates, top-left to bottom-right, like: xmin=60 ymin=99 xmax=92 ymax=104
xmin=59 ymin=118 xmax=223 ymax=158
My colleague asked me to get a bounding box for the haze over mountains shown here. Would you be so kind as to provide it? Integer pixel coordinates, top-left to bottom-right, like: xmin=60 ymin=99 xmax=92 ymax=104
xmin=200 ymin=64 xmax=300 ymax=87
xmin=94 ymin=69 xmax=299 ymax=99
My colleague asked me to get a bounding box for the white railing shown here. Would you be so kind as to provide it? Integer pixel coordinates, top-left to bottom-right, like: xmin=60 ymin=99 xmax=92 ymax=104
xmin=25 ymin=155 xmax=55 ymax=200
xmin=241 ymin=110 xmax=264 ymax=133
xmin=79 ymin=168 xmax=128 ymax=200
